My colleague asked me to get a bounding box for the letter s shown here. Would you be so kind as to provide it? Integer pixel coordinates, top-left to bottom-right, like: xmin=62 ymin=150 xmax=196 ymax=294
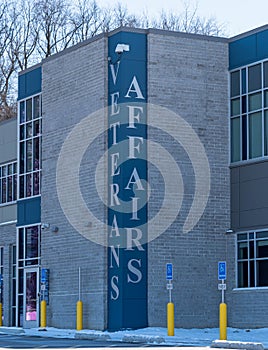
xmin=127 ymin=259 xmax=142 ymax=284
xmin=110 ymin=275 xmax=119 ymax=300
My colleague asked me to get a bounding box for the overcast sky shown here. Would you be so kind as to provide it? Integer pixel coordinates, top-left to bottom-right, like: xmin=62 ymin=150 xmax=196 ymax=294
xmin=98 ymin=0 xmax=268 ymax=37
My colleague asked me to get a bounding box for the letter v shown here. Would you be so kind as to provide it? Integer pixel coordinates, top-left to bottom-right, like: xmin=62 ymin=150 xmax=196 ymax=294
xmin=110 ymin=61 xmax=121 ymax=85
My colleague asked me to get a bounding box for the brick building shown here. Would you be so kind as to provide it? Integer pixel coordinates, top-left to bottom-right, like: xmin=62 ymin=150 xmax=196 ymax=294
xmin=0 ymin=25 xmax=267 ymax=329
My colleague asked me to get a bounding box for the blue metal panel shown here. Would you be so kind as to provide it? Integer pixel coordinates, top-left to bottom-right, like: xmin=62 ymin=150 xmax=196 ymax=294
xmin=256 ymin=30 xmax=268 ymax=60
xmin=229 ymin=35 xmax=257 ymax=69
xmin=18 ymin=66 xmax=42 ymax=100
xmin=17 ymin=197 xmax=41 ymax=226
xmin=229 ymin=29 xmax=268 ymax=69
xmin=108 ymin=31 xmax=148 ymax=330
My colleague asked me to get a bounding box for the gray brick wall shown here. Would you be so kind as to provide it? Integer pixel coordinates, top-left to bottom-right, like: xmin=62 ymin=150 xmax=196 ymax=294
xmin=41 ymin=35 xmax=108 ymax=329
xmin=230 ymin=290 xmax=268 ymax=328
xmin=147 ymin=31 xmax=231 ymax=328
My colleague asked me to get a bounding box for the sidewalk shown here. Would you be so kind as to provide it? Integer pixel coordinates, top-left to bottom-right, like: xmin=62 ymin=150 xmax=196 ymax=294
xmin=0 ymin=326 xmax=267 ymax=349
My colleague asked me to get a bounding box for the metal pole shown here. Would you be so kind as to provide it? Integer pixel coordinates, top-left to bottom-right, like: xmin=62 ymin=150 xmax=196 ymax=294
xmin=221 ymin=279 xmax=224 ymax=303
xmin=78 ymin=267 xmax=81 ymax=301
xmin=76 ymin=267 xmax=83 ymax=331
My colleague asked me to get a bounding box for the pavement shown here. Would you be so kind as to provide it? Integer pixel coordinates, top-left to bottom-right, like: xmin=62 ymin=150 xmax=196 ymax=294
xmin=0 ymin=326 xmax=266 ymax=349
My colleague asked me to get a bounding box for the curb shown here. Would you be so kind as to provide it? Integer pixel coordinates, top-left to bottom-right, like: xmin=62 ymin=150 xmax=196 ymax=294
xmin=211 ymin=340 xmax=264 ymax=350
xmin=0 ymin=327 xmax=25 ymax=335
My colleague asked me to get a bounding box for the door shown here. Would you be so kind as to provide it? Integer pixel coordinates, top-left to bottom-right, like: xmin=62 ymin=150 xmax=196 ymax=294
xmin=23 ymin=268 xmax=39 ymax=328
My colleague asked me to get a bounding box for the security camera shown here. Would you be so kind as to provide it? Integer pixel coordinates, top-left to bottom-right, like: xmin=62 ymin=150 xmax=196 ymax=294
xmin=115 ymin=44 xmax=130 ymax=54
xmin=225 ymin=229 xmax=234 ymax=234
xmin=41 ymin=223 xmax=50 ymax=230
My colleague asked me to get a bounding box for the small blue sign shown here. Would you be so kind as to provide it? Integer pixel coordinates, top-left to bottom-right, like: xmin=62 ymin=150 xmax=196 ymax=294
xmin=166 ymin=263 xmax=173 ymax=280
xmin=41 ymin=268 xmax=48 ymax=283
xmin=218 ymin=261 xmax=226 ymax=280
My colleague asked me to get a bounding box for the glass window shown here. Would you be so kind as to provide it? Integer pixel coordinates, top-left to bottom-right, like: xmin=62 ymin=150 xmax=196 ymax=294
xmin=231 ymin=117 xmax=240 ymax=162
xmin=248 ymin=64 xmax=261 ymax=92
xmin=11 ymin=245 xmax=16 ymax=326
xmin=33 ymin=96 xmax=40 ymax=119
xmin=238 ymin=242 xmax=248 ymax=259
xmin=18 ymin=94 xmax=41 ymax=199
xmin=264 ymin=90 xmax=268 ymax=107
xmin=264 ymin=62 xmax=268 ymax=88
xmin=0 ymin=161 xmax=17 ymax=205
xmin=20 ymin=101 xmax=25 ymax=123
xmin=18 ymin=226 xmax=40 ymax=266
xmin=231 ymin=98 xmax=240 ymax=116
xmin=242 ymin=68 xmax=246 ymax=94
xmin=26 ymin=99 xmax=32 ymax=121
xmin=249 ymin=92 xmax=262 ymax=112
xmin=237 ymin=230 xmax=268 ymax=288
xmin=242 ymin=115 xmax=247 ymax=160
xmin=242 ymin=96 xmax=247 ymax=113
xmin=231 ymin=70 xmax=240 ymax=97
xmin=249 ymin=112 xmax=262 ymax=159
xmin=264 ymin=111 xmax=268 ymax=156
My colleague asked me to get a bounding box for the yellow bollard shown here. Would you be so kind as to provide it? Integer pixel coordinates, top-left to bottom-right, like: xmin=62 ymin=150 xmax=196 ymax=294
xmin=76 ymin=300 xmax=83 ymax=331
xmin=167 ymin=302 xmax=174 ymax=336
xmin=219 ymin=303 xmax=227 ymax=340
xmin=40 ymin=300 xmax=47 ymax=328
xmin=0 ymin=303 xmax=2 ymax=326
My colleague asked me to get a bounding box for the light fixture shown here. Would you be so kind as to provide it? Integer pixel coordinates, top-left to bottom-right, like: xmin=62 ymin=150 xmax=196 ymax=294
xmin=108 ymin=43 xmax=130 ymax=64
xmin=115 ymin=43 xmax=130 ymax=54
xmin=225 ymin=229 xmax=234 ymax=234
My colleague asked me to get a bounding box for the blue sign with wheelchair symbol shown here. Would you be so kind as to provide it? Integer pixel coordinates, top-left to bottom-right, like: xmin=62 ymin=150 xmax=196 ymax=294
xmin=218 ymin=261 xmax=226 ymax=280
xmin=166 ymin=263 xmax=173 ymax=280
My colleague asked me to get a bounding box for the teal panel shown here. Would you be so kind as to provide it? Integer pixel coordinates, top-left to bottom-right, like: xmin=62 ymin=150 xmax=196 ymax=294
xmin=17 ymin=197 xmax=41 ymax=226
xmin=229 ymin=35 xmax=257 ymax=69
xmin=108 ymin=31 xmax=148 ymax=331
xmin=256 ymin=30 xmax=268 ymax=60
xmin=229 ymin=29 xmax=268 ymax=69
xmin=18 ymin=66 xmax=42 ymax=100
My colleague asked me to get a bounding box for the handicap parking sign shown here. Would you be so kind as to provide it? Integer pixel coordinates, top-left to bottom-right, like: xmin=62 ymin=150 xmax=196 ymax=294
xmin=218 ymin=261 xmax=226 ymax=280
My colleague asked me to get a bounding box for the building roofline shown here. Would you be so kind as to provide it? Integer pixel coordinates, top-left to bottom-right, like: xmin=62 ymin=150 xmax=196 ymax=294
xmin=109 ymin=26 xmax=228 ymax=43
xmin=147 ymin=27 xmax=228 ymax=42
xmin=41 ymin=31 xmax=107 ymax=65
xmin=18 ymin=62 xmax=42 ymax=76
xmin=0 ymin=116 xmax=17 ymax=127
xmin=19 ymin=26 xmax=229 ymax=75
xmin=229 ymin=24 xmax=268 ymax=42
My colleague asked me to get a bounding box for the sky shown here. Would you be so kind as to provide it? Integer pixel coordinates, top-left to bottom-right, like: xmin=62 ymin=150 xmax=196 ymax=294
xmin=97 ymin=0 xmax=268 ymax=37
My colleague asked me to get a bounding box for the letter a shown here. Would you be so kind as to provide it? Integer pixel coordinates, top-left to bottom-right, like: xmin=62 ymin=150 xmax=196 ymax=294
xmin=125 ymin=76 xmax=145 ymax=99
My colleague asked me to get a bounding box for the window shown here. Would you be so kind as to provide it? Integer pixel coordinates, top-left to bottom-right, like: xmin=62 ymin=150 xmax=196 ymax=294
xmin=18 ymin=95 xmax=41 ymax=199
xmin=18 ymin=226 xmax=40 ymax=267
xmin=237 ymin=231 xmax=268 ymax=287
xmin=230 ymin=61 xmax=268 ymax=162
xmin=17 ymin=226 xmax=40 ymax=326
xmin=0 ymin=162 xmax=17 ymax=205
xmin=11 ymin=245 xmax=16 ymax=326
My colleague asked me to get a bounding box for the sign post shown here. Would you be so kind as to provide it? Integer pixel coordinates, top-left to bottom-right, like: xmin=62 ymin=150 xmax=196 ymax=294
xmin=166 ymin=263 xmax=174 ymax=336
xmin=218 ymin=261 xmax=227 ymax=340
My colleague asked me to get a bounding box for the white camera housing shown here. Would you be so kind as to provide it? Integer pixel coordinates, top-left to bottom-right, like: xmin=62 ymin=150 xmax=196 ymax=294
xmin=115 ymin=44 xmax=130 ymax=54
xmin=41 ymin=223 xmax=50 ymax=230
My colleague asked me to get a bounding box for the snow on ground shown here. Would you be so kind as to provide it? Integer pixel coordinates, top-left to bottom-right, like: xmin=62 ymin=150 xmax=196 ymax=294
xmin=16 ymin=326 xmax=268 ymax=348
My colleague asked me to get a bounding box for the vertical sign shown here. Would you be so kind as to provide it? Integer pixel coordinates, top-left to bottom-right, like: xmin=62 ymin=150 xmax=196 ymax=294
xmin=108 ymin=32 xmax=148 ymax=330
xmin=218 ymin=261 xmax=226 ymax=280
xmin=41 ymin=268 xmax=49 ymax=305
xmin=166 ymin=263 xmax=173 ymax=281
